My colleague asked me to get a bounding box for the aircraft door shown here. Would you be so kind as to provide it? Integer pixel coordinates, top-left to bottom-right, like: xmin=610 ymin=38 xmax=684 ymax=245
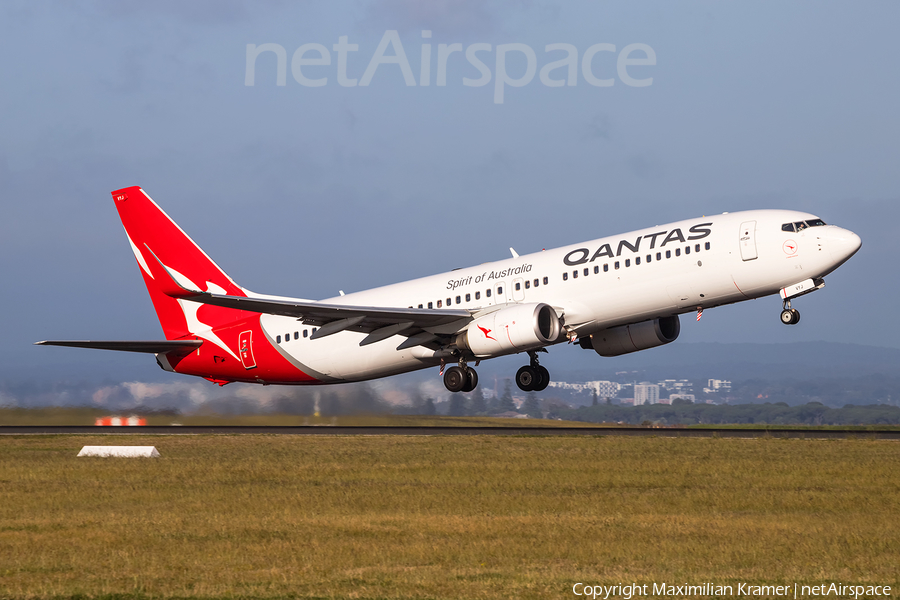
xmin=512 ymin=278 xmax=525 ymax=302
xmin=239 ymin=330 xmax=257 ymax=370
xmin=739 ymin=220 xmax=758 ymax=261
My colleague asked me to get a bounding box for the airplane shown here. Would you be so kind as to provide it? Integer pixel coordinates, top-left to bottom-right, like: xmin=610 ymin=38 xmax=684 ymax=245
xmin=37 ymin=186 xmax=861 ymax=393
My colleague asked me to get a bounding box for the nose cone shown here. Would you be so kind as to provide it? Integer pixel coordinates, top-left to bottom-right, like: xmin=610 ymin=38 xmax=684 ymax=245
xmin=829 ymin=227 xmax=862 ymax=265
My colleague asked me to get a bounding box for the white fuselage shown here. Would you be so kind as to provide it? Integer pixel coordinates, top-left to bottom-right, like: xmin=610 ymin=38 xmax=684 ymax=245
xmin=257 ymin=209 xmax=860 ymax=383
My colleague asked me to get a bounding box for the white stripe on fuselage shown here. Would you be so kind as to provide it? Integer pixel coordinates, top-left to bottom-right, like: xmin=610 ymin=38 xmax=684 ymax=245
xmin=260 ymin=209 xmax=841 ymax=382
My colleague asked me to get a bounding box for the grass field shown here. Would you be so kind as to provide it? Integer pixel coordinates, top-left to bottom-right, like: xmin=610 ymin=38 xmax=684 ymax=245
xmin=1 ymin=435 xmax=899 ymax=599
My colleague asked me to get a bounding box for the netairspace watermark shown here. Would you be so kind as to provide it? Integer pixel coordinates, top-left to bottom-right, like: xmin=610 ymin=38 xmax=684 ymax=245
xmin=572 ymin=582 xmax=893 ymax=600
xmin=245 ymin=30 xmax=656 ymax=104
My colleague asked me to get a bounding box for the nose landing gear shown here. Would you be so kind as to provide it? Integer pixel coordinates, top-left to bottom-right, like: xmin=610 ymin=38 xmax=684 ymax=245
xmin=515 ymin=350 xmax=550 ymax=392
xmin=780 ymin=299 xmax=800 ymax=325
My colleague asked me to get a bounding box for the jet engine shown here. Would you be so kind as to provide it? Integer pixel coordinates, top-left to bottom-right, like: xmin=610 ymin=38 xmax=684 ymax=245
xmin=456 ymin=303 xmax=561 ymax=358
xmin=579 ymin=315 xmax=680 ymax=357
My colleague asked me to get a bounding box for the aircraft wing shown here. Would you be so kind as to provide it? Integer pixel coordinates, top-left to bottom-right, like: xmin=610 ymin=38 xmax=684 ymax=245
xmin=34 ymin=340 xmax=203 ymax=353
xmin=143 ymin=244 xmax=472 ymax=343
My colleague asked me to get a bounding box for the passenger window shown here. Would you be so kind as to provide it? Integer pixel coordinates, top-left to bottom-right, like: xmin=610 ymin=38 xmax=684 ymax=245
xmin=276 ymin=335 xmax=281 ymax=343
xmin=656 ymin=252 xmax=662 ymax=260
xmin=497 ymin=286 xmax=503 ymax=295
xmin=572 ymin=270 xmax=578 ymax=279
xmin=563 ymin=272 xmax=568 ymax=281
xmin=456 ymin=295 xmax=461 ymax=304
xmin=705 ymin=242 xmax=710 ymax=250
xmin=675 ymin=248 xmax=681 ymax=256
xmin=646 ymin=254 xmax=651 ymax=263
xmin=666 ymin=250 xmax=671 ymax=258
xmin=312 ymin=328 xmax=317 ymax=334
xmin=515 ymin=282 xmax=521 ymax=291
xmin=294 ymin=332 xmax=299 ymax=340
xmin=614 ymin=261 xmax=620 ymax=270
xmin=533 ymin=278 xmax=539 ymax=287
xmin=625 ymin=259 xmax=631 ymax=267
xmin=285 ymin=332 xmax=290 ymax=341
xmin=542 ymin=277 xmax=548 ymax=285
xmin=486 ymin=289 xmax=491 ymax=298
xmin=635 ymin=257 xmax=641 ymax=265
xmin=418 ymin=304 xmax=423 ymax=309
xmin=685 ymin=246 xmax=691 ymax=255
xmin=475 ymin=291 xmax=481 ymax=300
xmin=428 ymin=302 xmax=433 ymax=309
xmin=465 ymin=293 xmax=471 ymax=302
xmin=584 ymin=268 xmax=589 ymax=276
xmin=603 ymin=264 xmax=609 ymax=272
xmin=524 ymin=281 xmax=530 ymax=289
xmin=303 ymin=330 xmax=308 ymax=338
xmin=447 ymin=298 xmax=452 ymax=306
xmin=695 ymin=244 xmax=700 ymax=253
xmin=593 ymin=266 xmax=599 ymax=274
xmin=437 ymin=300 xmax=442 ymax=308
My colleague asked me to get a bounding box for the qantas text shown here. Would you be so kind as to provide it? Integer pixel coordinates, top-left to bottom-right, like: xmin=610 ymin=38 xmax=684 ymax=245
xmin=563 ymin=223 xmax=712 ymax=266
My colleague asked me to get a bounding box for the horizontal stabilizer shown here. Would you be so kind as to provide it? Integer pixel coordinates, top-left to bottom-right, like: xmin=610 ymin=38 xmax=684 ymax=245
xmin=35 ymin=340 xmax=203 ymax=354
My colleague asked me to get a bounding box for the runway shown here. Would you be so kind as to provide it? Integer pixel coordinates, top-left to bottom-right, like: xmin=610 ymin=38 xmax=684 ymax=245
xmin=1 ymin=425 xmax=898 ymax=438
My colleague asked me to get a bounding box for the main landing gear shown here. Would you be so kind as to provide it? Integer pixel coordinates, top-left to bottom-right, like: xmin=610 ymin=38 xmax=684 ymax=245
xmin=515 ymin=350 xmax=550 ymax=392
xmin=780 ymin=299 xmax=800 ymax=325
xmin=443 ymin=361 xmax=478 ymax=393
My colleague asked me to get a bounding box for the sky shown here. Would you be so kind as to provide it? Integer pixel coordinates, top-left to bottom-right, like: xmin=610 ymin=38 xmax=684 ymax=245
xmin=1 ymin=1 xmax=898 ymax=407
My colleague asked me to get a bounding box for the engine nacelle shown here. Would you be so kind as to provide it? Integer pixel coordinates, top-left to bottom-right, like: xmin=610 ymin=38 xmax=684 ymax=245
xmin=580 ymin=315 xmax=680 ymax=357
xmin=456 ymin=303 xmax=561 ymax=358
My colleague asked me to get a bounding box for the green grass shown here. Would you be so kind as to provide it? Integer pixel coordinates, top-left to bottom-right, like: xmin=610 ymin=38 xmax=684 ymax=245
xmin=1 ymin=435 xmax=898 ymax=599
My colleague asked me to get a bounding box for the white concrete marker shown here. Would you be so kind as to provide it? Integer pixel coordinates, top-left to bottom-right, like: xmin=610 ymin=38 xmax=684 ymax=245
xmin=77 ymin=446 xmax=160 ymax=458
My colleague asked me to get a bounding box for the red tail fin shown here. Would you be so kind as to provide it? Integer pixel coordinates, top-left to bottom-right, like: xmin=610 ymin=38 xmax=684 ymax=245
xmin=112 ymin=186 xmax=247 ymax=340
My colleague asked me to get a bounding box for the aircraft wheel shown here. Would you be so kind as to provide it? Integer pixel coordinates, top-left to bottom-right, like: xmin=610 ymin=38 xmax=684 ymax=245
xmin=780 ymin=309 xmax=795 ymax=325
xmin=461 ymin=367 xmax=478 ymax=393
xmin=443 ymin=366 xmax=467 ymax=393
xmin=516 ymin=366 xmax=537 ymax=392
xmin=790 ymin=308 xmax=800 ymax=324
xmin=534 ymin=366 xmax=550 ymax=391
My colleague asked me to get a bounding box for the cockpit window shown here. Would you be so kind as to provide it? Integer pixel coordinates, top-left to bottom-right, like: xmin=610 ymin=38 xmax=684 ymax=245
xmin=783 ymin=219 xmax=827 ymax=232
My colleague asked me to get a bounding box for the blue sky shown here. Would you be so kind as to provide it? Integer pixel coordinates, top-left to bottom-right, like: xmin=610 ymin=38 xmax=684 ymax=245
xmin=1 ymin=1 xmax=898 ymax=402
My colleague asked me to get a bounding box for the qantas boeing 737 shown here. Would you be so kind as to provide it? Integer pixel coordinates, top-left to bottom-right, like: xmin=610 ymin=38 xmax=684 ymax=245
xmin=38 ymin=186 xmax=861 ymax=393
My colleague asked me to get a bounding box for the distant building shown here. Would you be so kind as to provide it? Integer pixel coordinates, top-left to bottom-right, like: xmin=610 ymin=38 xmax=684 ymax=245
xmin=634 ymin=382 xmax=660 ymax=406
xmin=547 ymin=380 xmax=620 ymax=398
xmin=704 ymin=379 xmax=732 ymax=394
xmin=658 ymin=379 xmax=693 ymax=392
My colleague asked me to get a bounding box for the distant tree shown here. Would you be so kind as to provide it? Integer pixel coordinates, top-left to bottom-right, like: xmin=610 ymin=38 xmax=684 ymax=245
xmin=522 ymin=392 xmax=542 ymax=418
xmin=497 ymin=380 xmax=517 ymax=413
xmin=591 ymin=388 xmax=598 ymax=406
xmin=448 ymin=394 xmax=466 ymax=417
xmin=468 ymin=386 xmax=488 ymax=415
